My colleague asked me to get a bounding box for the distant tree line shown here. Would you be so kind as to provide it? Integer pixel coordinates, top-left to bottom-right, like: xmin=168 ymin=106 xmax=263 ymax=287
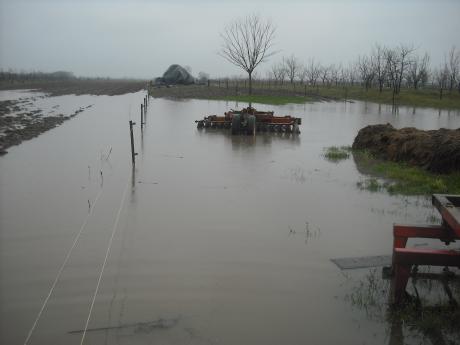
xmin=266 ymin=44 xmax=460 ymax=100
xmin=0 ymin=69 xmax=76 ymax=82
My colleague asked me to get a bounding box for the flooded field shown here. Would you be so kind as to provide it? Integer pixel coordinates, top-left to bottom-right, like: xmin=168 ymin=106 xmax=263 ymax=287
xmin=1 ymin=91 xmax=459 ymax=345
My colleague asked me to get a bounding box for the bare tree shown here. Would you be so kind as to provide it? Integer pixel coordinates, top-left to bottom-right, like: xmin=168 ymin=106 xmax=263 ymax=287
xmin=372 ymin=44 xmax=387 ymax=92
xmin=339 ymin=65 xmax=348 ymax=86
xmin=271 ymin=61 xmax=287 ymax=85
xmin=407 ymin=52 xmax=430 ymax=89
xmin=346 ymin=62 xmax=358 ymax=86
xmin=447 ymin=46 xmax=460 ymax=91
xmin=329 ymin=64 xmax=339 ymax=86
xmin=198 ymin=71 xmax=210 ymax=84
xmin=320 ymin=64 xmax=330 ymax=86
xmin=296 ymin=64 xmax=308 ymax=84
xmin=219 ymin=14 xmax=276 ymax=94
xmin=306 ymin=58 xmax=321 ymax=87
xmin=434 ymin=64 xmax=449 ymax=99
xmin=357 ymin=55 xmax=375 ymax=90
xmin=395 ymin=44 xmax=415 ymax=94
xmin=384 ymin=45 xmax=415 ymax=105
xmin=284 ymin=54 xmax=300 ymax=84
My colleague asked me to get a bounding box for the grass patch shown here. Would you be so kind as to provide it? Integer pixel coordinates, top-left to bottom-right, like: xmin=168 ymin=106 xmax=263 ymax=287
xmin=356 ymin=177 xmax=383 ymax=193
xmin=354 ymin=150 xmax=460 ymax=195
xmin=280 ymin=84 xmax=460 ymax=109
xmin=322 ymin=147 xmax=460 ymax=195
xmin=150 ymin=83 xmax=460 ymax=109
xmin=219 ymin=94 xmax=312 ymax=105
xmin=323 ymin=146 xmax=351 ymax=162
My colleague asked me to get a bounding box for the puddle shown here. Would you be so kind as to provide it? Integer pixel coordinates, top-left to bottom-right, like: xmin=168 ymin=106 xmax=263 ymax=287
xmin=0 ymin=94 xmax=459 ymax=344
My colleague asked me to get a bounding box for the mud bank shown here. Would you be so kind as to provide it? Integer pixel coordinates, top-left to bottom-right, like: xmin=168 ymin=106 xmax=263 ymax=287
xmin=0 ymin=101 xmax=90 ymax=155
xmin=352 ymin=124 xmax=460 ymax=173
xmin=0 ymin=79 xmax=147 ymax=96
xmin=0 ymin=79 xmax=147 ymax=155
xmin=0 ymin=91 xmax=95 ymax=155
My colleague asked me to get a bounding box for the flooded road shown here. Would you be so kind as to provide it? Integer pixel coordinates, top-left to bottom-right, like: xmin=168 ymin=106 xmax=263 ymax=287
xmin=1 ymin=92 xmax=459 ymax=345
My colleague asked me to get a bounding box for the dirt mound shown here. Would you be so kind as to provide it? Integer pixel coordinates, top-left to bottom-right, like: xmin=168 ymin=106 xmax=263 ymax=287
xmin=352 ymin=124 xmax=460 ymax=174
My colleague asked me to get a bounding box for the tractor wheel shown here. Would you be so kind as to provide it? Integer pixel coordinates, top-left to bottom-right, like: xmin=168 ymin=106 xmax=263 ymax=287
xmin=247 ymin=115 xmax=256 ymax=135
xmin=231 ymin=114 xmax=241 ymax=135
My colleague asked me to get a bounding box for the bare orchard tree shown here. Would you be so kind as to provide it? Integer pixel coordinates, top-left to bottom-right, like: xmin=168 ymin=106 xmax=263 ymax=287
xmin=306 ymin=58 xmax=321 ymax=87
xmin=330 ymin=65 xmax=340 ymax=86
xmin=394 ymin=44 xmax=415 ymax=94
xmin=407 ymin=52 xmax=430 ymax=89
xmin=447 ymin=46 xmax=460 ymax=92
xmin=198 ymin=71 xmax=210 ymax=84
xmin=356 ymin=55 xmax=375 ymax=90
xmin=371 ymin=44 xmax=388 ymax=92
xmin=434 ymin=64 xmax=449 ymax=99
xmin=283 ymin=54 xmax=300 ymax=84
xmin=320 ymin=65 xmax=330 ymax=86
xmin=219 ymin=14 xmax=276 ymax=95
xmin=296 ymin=64 xmax=308 ymax=85
xmin=347 ymin=62 xmax=358 ymax=86
xmin=384 ymin=45 xmax=415 ymax=105
xmin=271 ymin=62 xmax=287 ymax=85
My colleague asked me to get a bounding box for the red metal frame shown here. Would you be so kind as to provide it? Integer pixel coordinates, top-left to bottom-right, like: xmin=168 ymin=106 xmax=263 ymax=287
xmin=390 ymin=194 xmax=460 ymax=305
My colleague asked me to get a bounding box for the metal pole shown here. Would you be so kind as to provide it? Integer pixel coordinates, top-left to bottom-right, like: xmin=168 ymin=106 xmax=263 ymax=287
xmin=129 ymin=120 xmax=137 ymax=165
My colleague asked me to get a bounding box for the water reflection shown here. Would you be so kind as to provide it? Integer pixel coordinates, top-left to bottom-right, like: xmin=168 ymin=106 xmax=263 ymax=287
xmin=130 ymin=166 xmax=136 ymax=203
xmin=197 ymin=127 xmax=302 ymax=149
xmin=3 ymin=93 xmax=460 ymax=345
xmin=345 ymin=268 xmax=460 ymax=345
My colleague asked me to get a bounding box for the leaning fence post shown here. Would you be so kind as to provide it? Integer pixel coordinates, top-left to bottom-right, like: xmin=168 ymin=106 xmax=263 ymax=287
xmin=141 ymin=104 xmax=144 ymax=129
xmin=129 ymin=120 xmax=137 ymax=165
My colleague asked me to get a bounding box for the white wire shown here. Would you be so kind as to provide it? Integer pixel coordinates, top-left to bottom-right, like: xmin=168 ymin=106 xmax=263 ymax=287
xmin=80 ymin=179 xmax=130 ymax=345
xmin=23 ymin=188 xmax=104 ymax=345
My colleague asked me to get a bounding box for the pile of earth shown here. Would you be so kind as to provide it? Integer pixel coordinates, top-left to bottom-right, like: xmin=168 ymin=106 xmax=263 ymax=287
xmin=352 ymin=123 xmax=460 ymax=174
xmin=154 ymin=64 xmax=195 ymax=85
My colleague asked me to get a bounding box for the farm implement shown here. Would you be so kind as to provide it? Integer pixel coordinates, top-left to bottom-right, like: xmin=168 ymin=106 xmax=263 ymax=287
xmin=195 ymin=107 xmax=301 ymax=135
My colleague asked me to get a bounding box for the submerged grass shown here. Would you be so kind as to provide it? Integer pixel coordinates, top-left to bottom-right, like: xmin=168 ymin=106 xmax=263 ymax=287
xmin=323 ymin=146 xmax=351 ymax=162
xmin=346 ymin=268 xmax=460 ymax=342
xmin=354 ymin=150 xmax=460 ymax=195
xmin=323 ymin=146 xmax=460 ymax=195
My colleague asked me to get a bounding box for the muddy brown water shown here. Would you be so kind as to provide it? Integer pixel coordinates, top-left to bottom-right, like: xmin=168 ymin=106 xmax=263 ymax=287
xmin=1 ymin=91 xmax=459 ymax=345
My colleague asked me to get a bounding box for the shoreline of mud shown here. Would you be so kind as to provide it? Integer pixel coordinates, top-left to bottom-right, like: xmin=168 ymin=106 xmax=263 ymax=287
xmin=0 ymin=80 xmax=147 ymax=155
xmin=0 ymin=79 xmax=147 ymax=96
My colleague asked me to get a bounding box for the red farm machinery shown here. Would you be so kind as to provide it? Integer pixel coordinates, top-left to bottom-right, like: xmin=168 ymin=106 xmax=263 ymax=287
xmin=195 ymin=107 xmax=301 ymax=135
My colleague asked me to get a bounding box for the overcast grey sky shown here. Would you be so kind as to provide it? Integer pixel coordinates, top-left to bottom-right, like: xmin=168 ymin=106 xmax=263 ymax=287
xmin=1 ymin=0 xmax=459 ymax=79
